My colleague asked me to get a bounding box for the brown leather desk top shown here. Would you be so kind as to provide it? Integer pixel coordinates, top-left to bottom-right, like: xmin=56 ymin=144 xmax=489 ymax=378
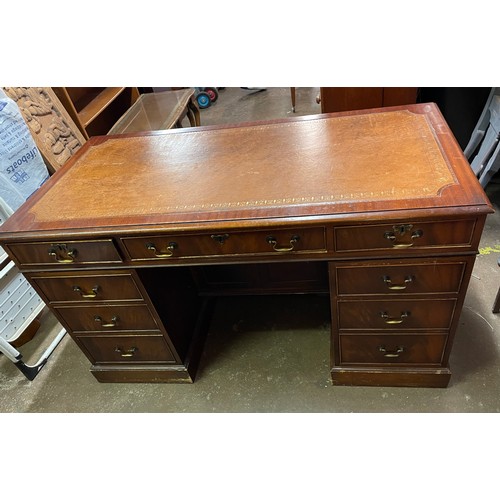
xmin=0 ymin=103 xmax=492 ymax=237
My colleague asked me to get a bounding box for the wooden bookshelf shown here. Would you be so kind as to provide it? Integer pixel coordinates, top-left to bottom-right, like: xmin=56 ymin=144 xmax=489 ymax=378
xmin=53 ymin=87 xmax=140 ymax=139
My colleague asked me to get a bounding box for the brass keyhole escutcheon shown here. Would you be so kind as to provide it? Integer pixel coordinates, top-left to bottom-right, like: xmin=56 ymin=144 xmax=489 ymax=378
xmin=211 ymin=234 xmax=230 ymax=245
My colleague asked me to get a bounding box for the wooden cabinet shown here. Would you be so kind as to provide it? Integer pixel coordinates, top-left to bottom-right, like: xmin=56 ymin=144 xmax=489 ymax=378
xmin=52 ymin=87 xmax=140 ymax=139
xmin=0 ymin=103 xmax=493 ymax=387
xmin=319 ymin=87 xmax=418 ymax=113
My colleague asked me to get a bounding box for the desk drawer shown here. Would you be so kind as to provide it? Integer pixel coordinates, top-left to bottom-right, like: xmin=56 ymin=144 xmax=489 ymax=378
xmin=32 ymin=272 xmax=143 ymax=304
xmin=121 ymin=227 xmax=326 ymax=261
xmin=334 ymin=260 xmax=467 ymax=296
xmin=7 ymin=239 xmax=122 ymax=267
xmin=75 ymin=333 xmax=176 ymax=364
xmin=334 ymin=220 xmax=476 ymax=254
xmin=337 ymin=299 xmax=456 ymax=330
xmin=339 ymin=334 xmax=447 ymax=365
xmin=55 ymin=304 xmax=158 ymax=332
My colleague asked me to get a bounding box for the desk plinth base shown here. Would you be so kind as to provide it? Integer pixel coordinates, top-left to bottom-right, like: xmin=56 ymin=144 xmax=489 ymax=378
xmin=90 ymin=364 xmax=196 ymax=383
xmin=330 ymin=366 xmax=452 ymax=388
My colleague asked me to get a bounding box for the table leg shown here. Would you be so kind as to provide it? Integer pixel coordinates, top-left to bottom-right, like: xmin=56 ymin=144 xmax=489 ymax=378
xmin=494 ymin=258 xmax=500 ymax=313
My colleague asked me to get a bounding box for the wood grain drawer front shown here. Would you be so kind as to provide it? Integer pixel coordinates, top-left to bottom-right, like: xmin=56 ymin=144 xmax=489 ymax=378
xmin=121 ymin=227 xmax=326 ymax=261
xmin=32 ymin=272 xmax=143 ymax=304
xmin=339 ymin=334 xmax=447 ymax=365
xmin=335 ymin=261 xmax=467 ymax=296
xmin=7 ymin=239 xmax=122 ymax=267
xmin=55 ymin=304 xmax=158 ymax=332
xmin=337 ymin=299 xmax=456 ymax=330
xmin=334 ymin=220 xmax=476 ymax=253
xmin=76 ymin=333 xmax=176 ymax=364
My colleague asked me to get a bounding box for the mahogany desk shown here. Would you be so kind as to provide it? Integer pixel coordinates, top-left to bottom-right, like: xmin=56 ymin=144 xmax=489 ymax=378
xmin=0 ymin=103 xmax=493 ymax=387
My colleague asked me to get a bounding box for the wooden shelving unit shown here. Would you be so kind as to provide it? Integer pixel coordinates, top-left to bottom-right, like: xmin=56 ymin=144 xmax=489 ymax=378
xmin=53 ymin=87 xmax=140 ymax=139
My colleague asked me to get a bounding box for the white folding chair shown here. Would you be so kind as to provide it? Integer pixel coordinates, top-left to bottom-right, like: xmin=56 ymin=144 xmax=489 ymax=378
xmin=464 ymin=87 xmax=500 ymax=188
xmin=0 ymin=171 xmax=66 ymax=381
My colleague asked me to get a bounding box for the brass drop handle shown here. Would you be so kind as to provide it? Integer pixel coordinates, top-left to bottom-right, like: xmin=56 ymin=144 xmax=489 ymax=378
xmin=378 ymin=345 xmax=404 ymax=358
xmin=380 ymin=311 xmax=410 ymax=324
xmin=94 ymin=315 xmax=118 ymax=328
xmin=73 ymin=285 xmax=99 ymax=298
xmin=146 ymin=242 xmax=178 ymax=258
xmin=48 ymin=244 xmax=77 ymax=263
xmin=115 ymin=347 xmax=137 ymax=358
xmin=266 ymin=235 xmax=300 ymax=252
xmin=382 ymin=275 xmax=413 ymax=290
xmin=384 ymin=224 xmax=423 ymax=248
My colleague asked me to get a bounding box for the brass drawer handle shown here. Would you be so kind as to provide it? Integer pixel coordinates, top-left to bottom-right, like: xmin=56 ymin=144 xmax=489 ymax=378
xmin=378 ymin=345 xmax=404 ymax=358
xmin=384 ymin=224 xmax=423 ymax=248
xmin=94 ymin=315 xmax=118 ymax=328
xmin=48 ymin=244 xmax=77 ymax=263
xmin=73 ymin=285 xmax=99 ymax=298
xmin=266 ymin=235 xmax=300 ymax=252
xmin=382 ymin=275 xmax=413 ymax=290
xmin=211 ymin=233 xmax=229 ymax=245
xmin=115 ymin=347 xmax=137 ymax=358
xmin=380 ymin=311 xmax=410 ymax=324
xmin=146 ymin=242 xmax=178 ymax=258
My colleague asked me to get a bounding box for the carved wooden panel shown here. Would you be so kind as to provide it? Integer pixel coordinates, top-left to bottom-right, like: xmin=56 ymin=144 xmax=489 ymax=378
xmin=2 ymin=87 xmax=86 ymax=173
